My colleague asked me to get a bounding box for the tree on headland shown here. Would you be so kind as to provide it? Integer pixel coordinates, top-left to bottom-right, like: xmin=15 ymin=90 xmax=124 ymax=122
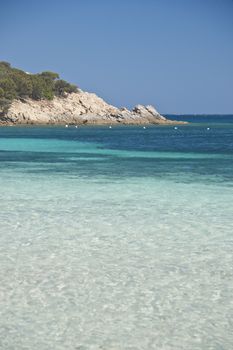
xmin=40 ymin=71 xmax=60 ymax=80
xmin=9 ymin=70 xmax=33 ymax=98
xmin=54 ymin=79 xmax=78 ymax=96
xmin=0 ymin=77 xmax=17 ymax=100
xmin=0 ymin=61 xmax=11 ymax=69
xmin=0 ymin=61 xmax=78 ymax=112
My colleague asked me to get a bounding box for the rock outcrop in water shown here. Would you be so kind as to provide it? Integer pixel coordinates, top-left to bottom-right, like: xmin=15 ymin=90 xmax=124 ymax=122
xmin=0 ymin=90 xmax=185 ymax=125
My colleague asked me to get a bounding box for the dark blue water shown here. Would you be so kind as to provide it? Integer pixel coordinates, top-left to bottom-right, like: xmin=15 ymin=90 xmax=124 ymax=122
xmin=166 ymin=114 xmax=233 ymax=124
xmin=0 ymin=116 xmax=233 ymax=184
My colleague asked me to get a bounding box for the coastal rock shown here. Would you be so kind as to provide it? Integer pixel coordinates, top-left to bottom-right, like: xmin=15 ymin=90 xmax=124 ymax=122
xmin=132 ymin=105 xmax=166 ymax=121
xmin=1 ymin=91 xmax=186 ymax=125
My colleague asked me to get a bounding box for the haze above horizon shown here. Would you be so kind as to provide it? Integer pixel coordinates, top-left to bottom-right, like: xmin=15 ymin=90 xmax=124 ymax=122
xmin=1 ymin=0 xmax=233 ymax=114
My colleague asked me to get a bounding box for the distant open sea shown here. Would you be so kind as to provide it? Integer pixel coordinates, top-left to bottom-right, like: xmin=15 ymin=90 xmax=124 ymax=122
xmin=0 ymin=115 xmax=233 ymax=350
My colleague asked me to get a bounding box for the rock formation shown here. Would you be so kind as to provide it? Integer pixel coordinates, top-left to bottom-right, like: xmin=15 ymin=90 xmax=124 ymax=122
xmin=0 ymin=90 xmax=186 ymax=125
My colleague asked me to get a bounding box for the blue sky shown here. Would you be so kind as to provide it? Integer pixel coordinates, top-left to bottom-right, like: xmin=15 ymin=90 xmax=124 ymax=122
xmin=1 ymin=0 xmax=233 ymax=114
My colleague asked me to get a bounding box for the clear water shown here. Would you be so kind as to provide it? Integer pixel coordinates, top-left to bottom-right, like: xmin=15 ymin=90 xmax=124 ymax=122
xmin=0 ymin=117 xmax=233 ymax=350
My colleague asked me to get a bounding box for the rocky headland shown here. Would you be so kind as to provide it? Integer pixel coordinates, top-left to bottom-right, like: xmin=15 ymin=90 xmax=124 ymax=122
xmin=0 ymin=90 xmax=186 ymax=126
xmin=0 ymin=61 xmax=186 ymax=126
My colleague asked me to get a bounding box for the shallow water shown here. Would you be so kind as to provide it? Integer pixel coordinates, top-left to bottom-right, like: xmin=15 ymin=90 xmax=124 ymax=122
xmin=0 ymin=118 xmax=233 ymax=349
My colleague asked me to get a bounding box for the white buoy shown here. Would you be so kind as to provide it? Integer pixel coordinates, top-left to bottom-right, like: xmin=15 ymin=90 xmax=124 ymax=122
xmin=75 ymin=125 xmax=78 ymax=128
xmin=174 ymin=127 xmax=178 ymax=130
xmin=143 ymin=126 xmax=146 ymax=129
xmin=207 ymin=127 xmax=210 ymax=130
xmin=65 ymin=124 xmax=68 ymax=128
xmin=109 ymin=126 xmax=112 ymax=129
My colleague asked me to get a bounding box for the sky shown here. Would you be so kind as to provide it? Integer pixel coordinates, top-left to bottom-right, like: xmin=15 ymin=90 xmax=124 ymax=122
xmin=1 ymin=0 xmax=233 ymax=114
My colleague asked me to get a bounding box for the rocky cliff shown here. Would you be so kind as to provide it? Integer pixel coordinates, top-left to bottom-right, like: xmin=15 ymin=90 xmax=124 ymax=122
xmin=0 ymin=90 xmax=185 ymax=125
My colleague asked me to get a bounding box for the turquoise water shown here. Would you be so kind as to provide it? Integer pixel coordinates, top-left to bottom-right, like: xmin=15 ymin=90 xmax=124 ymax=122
xmin=0 ymin=118 xmax=233 ymax=349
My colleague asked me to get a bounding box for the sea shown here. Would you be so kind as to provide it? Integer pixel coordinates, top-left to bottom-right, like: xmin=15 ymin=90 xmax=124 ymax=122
xmin=0 ymin=115 xmax=233 ymax=350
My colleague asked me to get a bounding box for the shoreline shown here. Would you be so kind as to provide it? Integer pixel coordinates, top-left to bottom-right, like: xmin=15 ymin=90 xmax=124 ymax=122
xmin=0 ymin=119 xmax=187 ymax=127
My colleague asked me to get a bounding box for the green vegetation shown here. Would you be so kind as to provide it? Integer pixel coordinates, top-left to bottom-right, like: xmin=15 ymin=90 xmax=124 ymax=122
xmin=0 ymin=61 xmax=78 ymax=113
